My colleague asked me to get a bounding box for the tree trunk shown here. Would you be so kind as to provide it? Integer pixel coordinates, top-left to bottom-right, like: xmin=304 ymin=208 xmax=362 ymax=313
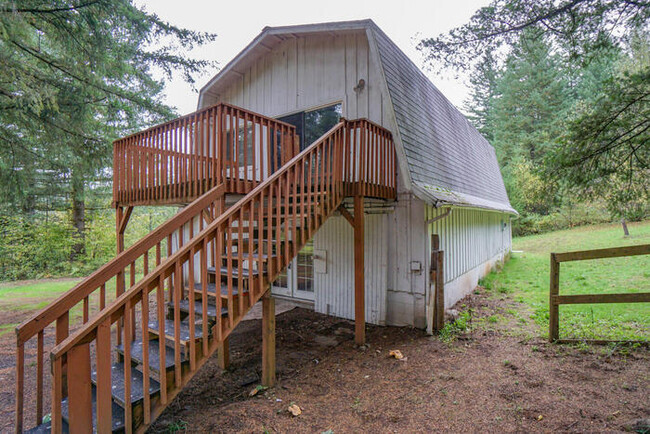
xmin=70 ymin=169 xmax=85 ymax=260
xmin=621 ymin=218 xmax=630 ymax=237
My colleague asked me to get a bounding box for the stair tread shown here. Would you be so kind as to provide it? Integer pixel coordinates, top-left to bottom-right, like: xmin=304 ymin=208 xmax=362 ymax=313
xmin=116 ymin=338 xmax=187 ymax=373
xmin=148 ymin=318 xmax=206 ymax=341
xmin=61 ymin=384 xmax=125 ymax=432
xmin=188 ymin=282 xmax=248 ymax=297
xmin=91 ymin=362 xmax=160 ymax=407
xmin=207 ymin=266 xmax=260 ymax=278
xmin=174 ymin=299 xmax=228 ymax=319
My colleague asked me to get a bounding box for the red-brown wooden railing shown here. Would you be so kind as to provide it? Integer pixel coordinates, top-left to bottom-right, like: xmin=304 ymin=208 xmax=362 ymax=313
xmin=113 ymin=103 xmax=299 ymax=206
xmin=14 ymin=105 xmax=297 ymax=434
xmin=15 ymin=117 xmax=395 ymax=433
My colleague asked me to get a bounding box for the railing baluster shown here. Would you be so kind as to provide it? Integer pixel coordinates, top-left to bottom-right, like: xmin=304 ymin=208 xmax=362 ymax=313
xmin=83 ymin=295 xmax=89 ymax=323
xmin=188 ymin=231 xmax=197 ymax=371
xmin=201 ymin=237 xmax=210 ymax=355
xmin=173 ymin=260 xmax=182 ymax=388
xmin=123 ymin=298 xmax=133 ymax=433
xmin=15 ymin=342 xmax=23 ymax=433
xmin=96 ymin=319 xmax=112 ymax=433
xmin=141 ymin=286 xmax=151 ymax=425
xmin=226 ymin=216 xmax=234 ymax=328
xmin=36 ymin=330 xmax=43 ymax=426
xmin=51 ymin=356 xmax=63 ymax=434
xmin=100 ymin=283 xmax=106 ymax=310
xmin=157 ymin=274 xmax=167 ymax=405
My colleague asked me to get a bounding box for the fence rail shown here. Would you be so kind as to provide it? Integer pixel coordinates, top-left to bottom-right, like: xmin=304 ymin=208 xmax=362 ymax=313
xmin=549 ymin=243 xmax=650 ymax=343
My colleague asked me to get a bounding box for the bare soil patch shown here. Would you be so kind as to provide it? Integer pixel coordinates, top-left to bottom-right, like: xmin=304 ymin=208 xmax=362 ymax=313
xmin=147 ymin=289 xmax=650 ymax=433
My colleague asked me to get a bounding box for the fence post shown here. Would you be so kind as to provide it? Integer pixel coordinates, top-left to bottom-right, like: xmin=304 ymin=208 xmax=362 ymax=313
xmin=549 ymin=253 xmax=560 ymax=342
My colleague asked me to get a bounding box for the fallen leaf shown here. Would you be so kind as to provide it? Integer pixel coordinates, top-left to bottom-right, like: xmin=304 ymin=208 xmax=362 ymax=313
xmin=389 ymin=349 xmax=404 ymax=360
xmin=288 ymin=404 xmax=302 ymax=416
xmin=249 ymin=385 xmax=268 ymax=397
xmin=537 ymin=415 xmax=543 ymax=421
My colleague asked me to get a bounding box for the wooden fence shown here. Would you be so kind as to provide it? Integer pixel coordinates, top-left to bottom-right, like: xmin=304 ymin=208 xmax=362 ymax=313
xmin=549 ymin=244 xmax=650 ymax=343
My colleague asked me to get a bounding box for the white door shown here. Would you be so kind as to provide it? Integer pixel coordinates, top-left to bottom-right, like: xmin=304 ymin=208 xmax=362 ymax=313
xmin=271 ymin=240 xmax=315 ymax=301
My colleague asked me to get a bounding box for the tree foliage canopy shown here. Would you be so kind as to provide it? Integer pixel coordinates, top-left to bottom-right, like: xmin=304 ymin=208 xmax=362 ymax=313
xmin=0 ymin=0 xmax=216 ymax=211
xmin=419 ymin=0 xmax=649 ymax=220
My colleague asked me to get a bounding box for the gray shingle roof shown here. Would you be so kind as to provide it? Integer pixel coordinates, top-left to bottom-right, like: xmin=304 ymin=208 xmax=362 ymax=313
xmin=369 ymin=23 xmax=516 ymax=214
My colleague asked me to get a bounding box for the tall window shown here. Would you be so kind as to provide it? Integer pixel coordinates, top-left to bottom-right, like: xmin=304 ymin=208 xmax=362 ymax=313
xmin=278 ymin=103 xmax=342 ymax=150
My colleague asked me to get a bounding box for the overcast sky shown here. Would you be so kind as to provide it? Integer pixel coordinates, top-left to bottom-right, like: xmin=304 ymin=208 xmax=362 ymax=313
xmin=137 ymin=0 xmax=491 ymax=115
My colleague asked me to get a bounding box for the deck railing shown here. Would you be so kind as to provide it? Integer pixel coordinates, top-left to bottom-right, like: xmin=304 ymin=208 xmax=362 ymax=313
xmin=113 ymin=103 xmax=299 ymax=206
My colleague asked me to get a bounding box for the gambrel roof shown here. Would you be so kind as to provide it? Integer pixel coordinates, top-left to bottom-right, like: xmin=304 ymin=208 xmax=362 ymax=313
xmin=199 ymin=19 xmax=516 ymax=214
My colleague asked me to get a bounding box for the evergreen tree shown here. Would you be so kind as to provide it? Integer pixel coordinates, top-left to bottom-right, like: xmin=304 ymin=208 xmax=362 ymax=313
xmin=0 ymin=0 xmax=216 ymax=257
xmin=418 ymin=0 xmax=649 ymax=205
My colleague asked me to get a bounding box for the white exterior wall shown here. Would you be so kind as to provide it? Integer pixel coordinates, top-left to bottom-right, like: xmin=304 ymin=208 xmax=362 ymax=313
xmin=313 ymin=213 xmax=388 ymax=325
xmin=200 ymin=32 xmax=393 ymax=132
xmin=385 ymin=193 xmax=428 ymax=328
xmin=424 ymin=206 xmax=512 ymax=311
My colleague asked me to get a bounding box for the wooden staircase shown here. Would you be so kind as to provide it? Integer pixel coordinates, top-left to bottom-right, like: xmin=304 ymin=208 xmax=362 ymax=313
xmin=15 ymin=107 xmax=396 ymax=433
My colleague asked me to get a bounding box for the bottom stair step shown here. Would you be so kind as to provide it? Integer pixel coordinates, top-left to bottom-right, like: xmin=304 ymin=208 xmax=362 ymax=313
xmin=24 ymin=420 xmax=68 ymax=434
xmin=115 ymin=339 xmax=187 ymax=373
xmin=61 ymin=385 xmax=125 ymax=433
xmin=91 ymin=362 xmax=160 ymax=407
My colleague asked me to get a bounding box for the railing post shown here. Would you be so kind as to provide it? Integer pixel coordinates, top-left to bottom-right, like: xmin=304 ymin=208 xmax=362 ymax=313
xmin=67 ymin=343 xmax=93 ymax=433
xmin=549 ymin=253 xmax=560 ymax=342
xmin=261 ymin=291 xmax=275 ymax=387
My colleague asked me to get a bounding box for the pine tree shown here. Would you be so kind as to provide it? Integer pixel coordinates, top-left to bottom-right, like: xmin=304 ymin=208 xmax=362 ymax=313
xmin=0 ymin=0 xmax=216 ymax=257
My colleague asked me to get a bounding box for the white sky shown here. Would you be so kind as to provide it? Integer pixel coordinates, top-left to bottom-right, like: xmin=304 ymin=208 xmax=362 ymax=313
xmin=137 ymin=0 xmax=491 ymax=115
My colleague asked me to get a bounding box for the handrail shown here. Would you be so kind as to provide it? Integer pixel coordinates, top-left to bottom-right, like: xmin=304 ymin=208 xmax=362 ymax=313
xmin=14 ymin=103 xmax=298 ymax=433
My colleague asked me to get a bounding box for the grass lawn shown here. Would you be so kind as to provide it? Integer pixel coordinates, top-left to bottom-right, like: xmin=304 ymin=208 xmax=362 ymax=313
xmin=482 ymin=220 xmax=650 ymax=341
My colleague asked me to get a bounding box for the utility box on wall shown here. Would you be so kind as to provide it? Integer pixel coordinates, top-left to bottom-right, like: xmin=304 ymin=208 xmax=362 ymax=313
xmin=314 ymin=249 xmax=327 ymax=273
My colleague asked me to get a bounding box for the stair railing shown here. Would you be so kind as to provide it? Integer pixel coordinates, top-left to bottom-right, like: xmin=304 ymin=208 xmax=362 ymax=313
xmin=47 ymin=120 xmax=352 ymax=433
xmin=14 ymin=105 xmax=297 ymax=434
xmin=113 ymin=103 xmax=299 ymax=206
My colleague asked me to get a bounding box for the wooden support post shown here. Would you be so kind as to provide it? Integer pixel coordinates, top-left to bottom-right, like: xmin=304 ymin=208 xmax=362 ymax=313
xmin=262 ymin=291 xmax=275 ymax=387
xmin=354 ymin=195 xmax=365 ymax=345
xmin=217 ymin=337 xmax=230 ymax=370
xmin=434 ymin=250 xmax=445 ymax=332
xmin=549 ymin=254 xmax=560 ymax=342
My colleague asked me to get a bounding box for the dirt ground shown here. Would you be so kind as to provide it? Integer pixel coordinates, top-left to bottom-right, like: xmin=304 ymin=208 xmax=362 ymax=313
xmin=1 ymin=286 xmax=648 ymax=433
xmin=147 ymin=289 xmax=649 ymax=433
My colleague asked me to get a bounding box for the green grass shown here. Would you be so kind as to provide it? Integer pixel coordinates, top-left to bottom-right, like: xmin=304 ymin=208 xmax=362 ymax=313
xmin=0 ymin=279 xmax=81 ymax=310
xmin=482 ymin=220 xmax=650 ymax=341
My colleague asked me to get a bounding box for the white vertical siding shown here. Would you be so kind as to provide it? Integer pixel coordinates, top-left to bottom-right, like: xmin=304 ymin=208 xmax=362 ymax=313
xmin=425 ymin=206 xmax=512 ymax=284
xmin=313 ymin=214 xmax=388 ymax=325
xmin=200 ymin=32 xmax=394 ymax=134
